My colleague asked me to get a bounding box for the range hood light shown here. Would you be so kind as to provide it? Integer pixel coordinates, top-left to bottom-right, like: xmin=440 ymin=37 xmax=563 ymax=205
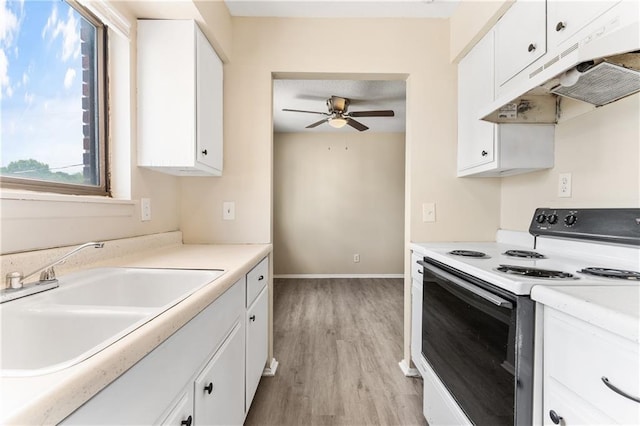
xmin=559 ymin=68 xmax=581 ymax=87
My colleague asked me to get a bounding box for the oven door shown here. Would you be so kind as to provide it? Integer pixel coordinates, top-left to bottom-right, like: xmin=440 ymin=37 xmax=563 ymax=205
xmin=420 ymin=258 xmax=533 ymax=426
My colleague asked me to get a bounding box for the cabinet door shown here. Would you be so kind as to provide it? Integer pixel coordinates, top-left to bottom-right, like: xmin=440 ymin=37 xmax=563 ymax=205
xmin=547 ymin=1 xmax=620 ymax=49
xmin=457 ymin=30 xmax=496 ymax=172
xmin=194 ymin=322 xmax=244 ymax=426
xmin=195 ymin=26 xmax=223 ymax=174
xmin=410 ymin=279 xmax=423 ymax=366
xmin=495 ymin=0 xmax=546 ymax=86
xmin=158 ymin=392 xmax=194 ymax=426
xmin=246 ymin=286 xmax=268 ymax=412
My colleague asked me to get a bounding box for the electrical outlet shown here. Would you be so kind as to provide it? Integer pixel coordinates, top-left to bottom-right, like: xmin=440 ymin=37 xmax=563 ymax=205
xmin=353 ymin=254 xmax=360 ymax=263
xmin=223 ymin=201 xmax=235 ymax=220
xmin=422 ymin=202 xmax=436 ymax=222
xmin=141 ymin=198 xmax=151 ymax=221
xmin=558 ymin=173 xmax=572 ymax=198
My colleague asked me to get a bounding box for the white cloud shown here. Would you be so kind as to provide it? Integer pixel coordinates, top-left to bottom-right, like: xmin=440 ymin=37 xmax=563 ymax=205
xmin=0 ymin=0 xmax=19 ymax=45
xmin=42 ymin=4 xmax=80 ymax=62
xmin=23 ymin=91 xmax=33 ymax=104
xmin=63 ymin=67 xmax=75 ymax=89
xmin=21 ymin=70 xmax=26 ymax=85
xmin=0 ymin=48 xmax=8 ymax=97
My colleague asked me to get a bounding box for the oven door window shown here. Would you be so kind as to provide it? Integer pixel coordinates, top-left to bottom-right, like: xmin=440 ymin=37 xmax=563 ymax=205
xmin=422 ymin=263 xmax=516 ymax=425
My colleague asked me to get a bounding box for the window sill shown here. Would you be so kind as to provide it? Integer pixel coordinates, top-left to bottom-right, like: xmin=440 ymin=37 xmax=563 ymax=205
xmin=0 ymin=189 xmax=136 ymax=220
xmin=0 ymin=189 xmax=133 ymax=205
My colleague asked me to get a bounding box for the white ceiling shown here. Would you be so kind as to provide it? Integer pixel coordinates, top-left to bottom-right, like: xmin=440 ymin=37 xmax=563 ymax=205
xmin=273 ymin=79 xmax=406 ymax=133
xmin=224 ymin=0 xmax=460 ymax=19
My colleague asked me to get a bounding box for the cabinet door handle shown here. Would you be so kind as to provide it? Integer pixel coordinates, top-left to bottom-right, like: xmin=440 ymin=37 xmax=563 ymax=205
xmin=601 ymin=376 xmax=640 ymax=403
xmin=258 ymin=275 xmax=264 ymax=281
xmin=201 ymin=149 xmax=208 ymax=156
xmin=204 ymin=382 xmax=213 ymax=394
xmin=249 ymin=315 xmax=256 ymax=322
xmin=418 ymin=270 xmax=423 ymax=274
xmin=549 ymin=410 xmax=562 ymax=425
xmin=481 ymin=150 xmax=488 ymax=157
xmin=528 ymin=43 xmax=536 ymax=52
xmin=181 ymin=415 xmax=193 ymax=426
xmin=555 ymin=21 xmax=566 ymax=32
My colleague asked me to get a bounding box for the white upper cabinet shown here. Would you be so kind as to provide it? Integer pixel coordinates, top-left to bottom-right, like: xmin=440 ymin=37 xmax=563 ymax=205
xmin=137 ymin=20 xmax=223 ymax=176
xmin=457 ymin=30 xmax=496 ymax=173
xmin=547 ymin=1 xmax=620 ymax=50
xmin=457 ymin=29 xmax=555 ymax=177
xmin=495 ymin=0 xmax=547 ymax=88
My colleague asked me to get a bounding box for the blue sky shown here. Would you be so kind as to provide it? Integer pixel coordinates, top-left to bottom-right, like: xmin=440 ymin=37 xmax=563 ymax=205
xmin=1 ymin=0 xmax=85 ymax=173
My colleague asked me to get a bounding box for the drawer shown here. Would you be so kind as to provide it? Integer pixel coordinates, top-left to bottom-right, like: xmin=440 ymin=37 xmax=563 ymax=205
xmin=544 ymin=309 xmax=640 ymax=425
xmin=411 ymin=253 xmax=423 ymax=282
xmin=246 ymin=257 xmax=268 ymax=307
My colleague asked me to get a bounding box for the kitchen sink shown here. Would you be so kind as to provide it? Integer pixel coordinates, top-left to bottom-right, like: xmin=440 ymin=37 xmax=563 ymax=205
xmin=1 ymin=309 xmax=148 ymax=374
xmin=35 ymin=268 xmax=224 ymax=308
xmin=0 ymin=267 xmax=224 ymax=376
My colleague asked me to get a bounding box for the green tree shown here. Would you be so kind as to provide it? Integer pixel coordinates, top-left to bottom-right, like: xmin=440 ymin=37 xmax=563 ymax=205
xmin=1 ymin=159 xmax=84 ymax=184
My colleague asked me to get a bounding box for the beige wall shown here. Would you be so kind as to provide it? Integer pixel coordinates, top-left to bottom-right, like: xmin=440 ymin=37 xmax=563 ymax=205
xmin=273 ymin=132 xmax=405 ymax=275
xmin=500 ymin=94 xmax=640 ymax=230
xmin=179 ymin=17 xmax=501 ymax=247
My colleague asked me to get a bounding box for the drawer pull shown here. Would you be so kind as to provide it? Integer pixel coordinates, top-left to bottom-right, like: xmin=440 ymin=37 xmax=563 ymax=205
xmin=258 ymin=275 xmax=264 ymax=281
xmin=181 ymin=415 xmax=193 ymax=426
xmin=204 ymin=382 xmax=213 ymax=394
xmin=601 ymin=376 xmax=640 ymax=403
xmin=250 ymin=315 xmax=256 ymax=322
xmin=549 ymin=410 xmax=562 ymax=425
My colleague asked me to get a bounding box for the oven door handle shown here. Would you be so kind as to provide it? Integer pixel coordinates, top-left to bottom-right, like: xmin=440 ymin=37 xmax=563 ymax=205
xmin=421 ymin=262 xmax=513 ymax=309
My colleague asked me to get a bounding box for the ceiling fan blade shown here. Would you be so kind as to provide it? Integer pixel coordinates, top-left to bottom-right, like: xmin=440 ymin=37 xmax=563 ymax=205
xmin=306 ymin=118 xmax=328 ymax=129
xmin=349 ymin=110 xmax=395 ymax=117
xmin=283 ymin=108 xmax=328 ymax=115
xmin=346 ymin=118 xmax=369 ymax=131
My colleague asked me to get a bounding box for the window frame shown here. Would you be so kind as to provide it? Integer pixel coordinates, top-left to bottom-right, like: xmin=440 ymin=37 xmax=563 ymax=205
xmin=0 ymin=0 xmax=110 ymax=197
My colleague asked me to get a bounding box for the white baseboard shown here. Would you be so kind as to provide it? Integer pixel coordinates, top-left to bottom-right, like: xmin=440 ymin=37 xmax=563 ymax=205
xmin=262 ymin=358 xmax=279 ymax=376
xmin=398 ymin=359 xmax=420 ymax=377
xmin=274 ymin=274 xmax=404 ymax=279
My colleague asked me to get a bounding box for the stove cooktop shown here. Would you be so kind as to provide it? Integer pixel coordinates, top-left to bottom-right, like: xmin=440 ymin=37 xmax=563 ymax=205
xmin=413 ymin=240 xmax=640 ymax=295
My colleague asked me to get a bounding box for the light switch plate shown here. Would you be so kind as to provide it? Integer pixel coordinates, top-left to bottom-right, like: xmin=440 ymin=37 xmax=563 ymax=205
xmin=223 ymin=201 xmax=235 ymax=220
xmin=423 ymin=202 xmax=436 ymax=222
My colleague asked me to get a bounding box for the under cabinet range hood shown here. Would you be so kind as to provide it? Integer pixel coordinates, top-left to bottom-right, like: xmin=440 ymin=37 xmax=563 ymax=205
xmin=481 ymin=1 xmax=640 ymax=124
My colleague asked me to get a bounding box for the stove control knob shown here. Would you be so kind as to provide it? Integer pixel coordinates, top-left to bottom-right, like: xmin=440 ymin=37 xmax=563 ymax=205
xmin=535 ymin=214 xmax=546 ymax=224
xmin=564 ymin=214 xmax=577 ymax=226
xmin=547 ymin=214 xmax=558 ymax=224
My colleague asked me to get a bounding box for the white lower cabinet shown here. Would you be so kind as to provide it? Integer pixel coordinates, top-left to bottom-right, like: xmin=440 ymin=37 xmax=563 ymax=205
xmin=193 ymin=323 xmax=244 ymax=426
xmin=246 ymin=287 xmax=268 ymax=411
xmin=542 ymin=307 xmax=640 ymax=425
xmin=161 ymin=391 xmax=194 ymax=426
xmin=62 ymin=256 xmax=272 ymax=425
xmin=410 ymin=252 xmax=423 ymax=371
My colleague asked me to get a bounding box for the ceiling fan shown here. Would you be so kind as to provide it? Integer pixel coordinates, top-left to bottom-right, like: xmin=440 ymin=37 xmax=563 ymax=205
xmin=282 ymin=96 xmax=395 ymax=131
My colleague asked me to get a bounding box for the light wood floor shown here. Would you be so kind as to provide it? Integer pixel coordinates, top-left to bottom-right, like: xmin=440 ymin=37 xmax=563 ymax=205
xmin=245 ymin=278 xmax=426 ymax=426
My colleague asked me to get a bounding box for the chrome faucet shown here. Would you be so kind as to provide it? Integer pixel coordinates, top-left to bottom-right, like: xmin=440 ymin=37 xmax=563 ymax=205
xmin=2 ymin=241 xmax=104 ymax=303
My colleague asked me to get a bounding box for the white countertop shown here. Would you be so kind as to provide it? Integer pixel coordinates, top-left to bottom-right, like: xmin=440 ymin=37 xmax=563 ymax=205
xmin=531 ymin=285 xmax=640 ymax=343
xmin=0 ymin=243 xmax=271 ymax=425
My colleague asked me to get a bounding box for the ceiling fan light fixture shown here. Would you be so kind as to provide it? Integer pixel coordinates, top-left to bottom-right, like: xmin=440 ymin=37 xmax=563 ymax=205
xmin=328 ymin=117 xmax=348 ymax=128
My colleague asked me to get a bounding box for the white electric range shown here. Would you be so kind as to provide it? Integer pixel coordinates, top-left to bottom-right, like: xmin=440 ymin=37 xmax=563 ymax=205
xmin=410 ymin=208 xmax=640 ymax=426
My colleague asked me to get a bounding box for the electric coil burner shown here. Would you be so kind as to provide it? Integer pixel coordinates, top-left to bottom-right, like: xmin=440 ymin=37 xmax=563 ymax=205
xmin=496 ymin=264 xmax=576 ymax=280
xmin=579 ymin=267 xmax=640 ymax=280
xmin=503 ymin=250 xmax=545 ymax=259
xmin=448 ymin=250 xmax=488 ymax=258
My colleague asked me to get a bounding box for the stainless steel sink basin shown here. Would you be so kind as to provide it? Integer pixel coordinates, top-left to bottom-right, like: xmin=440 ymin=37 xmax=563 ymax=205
xmin=0 ymin=267 xmax=224 ymax=376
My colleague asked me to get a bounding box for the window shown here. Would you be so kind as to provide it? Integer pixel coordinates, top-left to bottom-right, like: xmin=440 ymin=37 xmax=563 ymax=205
xmin=0 ymin=0 xmax=108 ymax=196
